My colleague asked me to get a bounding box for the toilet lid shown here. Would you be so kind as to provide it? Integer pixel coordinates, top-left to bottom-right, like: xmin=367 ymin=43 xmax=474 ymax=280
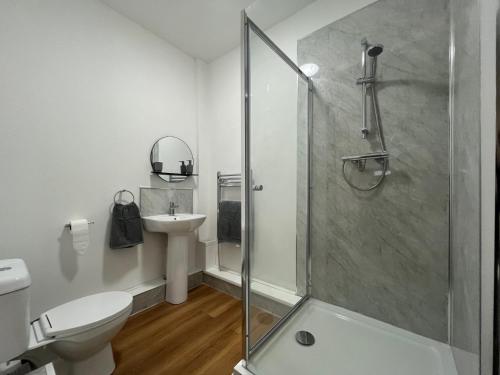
xmin=39 ymin=291 xmax=132 ymax=338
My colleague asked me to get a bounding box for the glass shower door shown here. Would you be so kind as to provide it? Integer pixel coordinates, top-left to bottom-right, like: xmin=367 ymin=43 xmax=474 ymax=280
xmin=241 ymin=12 xmax=312 ymax=363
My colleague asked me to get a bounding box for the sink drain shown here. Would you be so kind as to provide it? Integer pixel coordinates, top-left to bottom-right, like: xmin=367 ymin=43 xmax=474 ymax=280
xmin=295 ymin=330 xmax=315 ymax=346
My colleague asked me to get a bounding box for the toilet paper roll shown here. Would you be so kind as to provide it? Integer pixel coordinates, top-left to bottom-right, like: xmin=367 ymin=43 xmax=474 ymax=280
xmin=70 ymin=219 xmax=89 ymax=255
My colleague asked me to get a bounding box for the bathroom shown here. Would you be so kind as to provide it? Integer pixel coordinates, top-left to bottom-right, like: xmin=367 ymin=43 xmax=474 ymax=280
xmin=0 ymin=0 xmax=497 ymax=374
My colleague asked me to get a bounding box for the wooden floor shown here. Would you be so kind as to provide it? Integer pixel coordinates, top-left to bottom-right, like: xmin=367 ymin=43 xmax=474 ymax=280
xmin=112 ymin=285 xmax=278 ymax=375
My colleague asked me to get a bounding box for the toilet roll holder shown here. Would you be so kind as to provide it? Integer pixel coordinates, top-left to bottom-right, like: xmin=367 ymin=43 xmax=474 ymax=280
xmin=64 ymin=220 xmax=95 ymax=229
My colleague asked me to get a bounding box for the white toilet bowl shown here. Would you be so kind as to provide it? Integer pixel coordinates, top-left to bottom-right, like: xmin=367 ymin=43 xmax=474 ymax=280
xmin=32 ymin=292 xmax=132 ymax=375
xmin=0 ymin=259 xmax=132 ymax=375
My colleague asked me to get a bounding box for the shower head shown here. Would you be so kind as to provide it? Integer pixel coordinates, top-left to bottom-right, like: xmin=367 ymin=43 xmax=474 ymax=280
xmin=367 ymin=44 xmax=384 ymax=57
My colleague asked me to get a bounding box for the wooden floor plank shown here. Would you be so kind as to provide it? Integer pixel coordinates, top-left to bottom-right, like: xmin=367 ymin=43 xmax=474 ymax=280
xmin=112 ymin=285 xmax=277 ymax=375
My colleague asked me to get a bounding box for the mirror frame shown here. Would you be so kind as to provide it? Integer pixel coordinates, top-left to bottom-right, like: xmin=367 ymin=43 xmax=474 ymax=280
xmin=149 ymin=135 xmax=195 ymax=183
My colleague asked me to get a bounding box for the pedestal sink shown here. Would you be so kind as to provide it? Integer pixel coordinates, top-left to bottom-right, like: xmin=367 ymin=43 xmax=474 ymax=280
xmin=142 ymin=213 xmax=206 ymax=304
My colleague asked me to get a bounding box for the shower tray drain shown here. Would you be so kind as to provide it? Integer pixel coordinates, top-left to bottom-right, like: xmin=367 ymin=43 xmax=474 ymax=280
xmin=295 ymin=330 xmax=315 ymax=346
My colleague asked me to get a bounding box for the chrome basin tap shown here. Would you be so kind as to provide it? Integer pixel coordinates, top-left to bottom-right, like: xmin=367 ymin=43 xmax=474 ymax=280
xmin=168 ymin=201 xmax=179 ymax=216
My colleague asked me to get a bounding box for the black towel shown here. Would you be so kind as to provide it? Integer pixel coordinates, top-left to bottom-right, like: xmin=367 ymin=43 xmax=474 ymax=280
xmin=217 ymin=201 xmax=241 ymax=243
xmin=110 ymin=202 xmax=144 ymax=249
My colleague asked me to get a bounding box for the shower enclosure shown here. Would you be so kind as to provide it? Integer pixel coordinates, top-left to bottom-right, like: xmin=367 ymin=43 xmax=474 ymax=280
xmin=241 ymin=13 xmax=312 ymax=353
xmin=238 ymin=0 xmax=482 ymax=374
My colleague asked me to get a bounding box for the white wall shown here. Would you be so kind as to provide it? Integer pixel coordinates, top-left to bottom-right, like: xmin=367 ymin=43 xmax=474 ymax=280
xmin=197 ymin=49 xmax=242 ymax=246
xmin=0 ymin=0 xmax=199 ymax=318
xmin=198 ymin=0 xmax=378 ymax=290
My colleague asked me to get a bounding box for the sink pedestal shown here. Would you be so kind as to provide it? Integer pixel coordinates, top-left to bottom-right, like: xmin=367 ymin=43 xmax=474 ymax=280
xmin=165 ymin=233 xmax=189 ymax=304
xmin=142 ymin=213 xmax=206 ymax=305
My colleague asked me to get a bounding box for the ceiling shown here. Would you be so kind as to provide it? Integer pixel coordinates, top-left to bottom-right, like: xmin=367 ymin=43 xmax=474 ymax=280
xmin=100 ymin=0 xmax=315 ymax=62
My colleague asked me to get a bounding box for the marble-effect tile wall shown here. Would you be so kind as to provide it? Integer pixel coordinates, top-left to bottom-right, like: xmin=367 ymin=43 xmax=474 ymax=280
xmin=298 ymin=0 xmax=450 ymax=341
xmin=450 ymin=0 xmax=481 ymax=370
xmin=140 ymin=187 xmax=193 ymax=216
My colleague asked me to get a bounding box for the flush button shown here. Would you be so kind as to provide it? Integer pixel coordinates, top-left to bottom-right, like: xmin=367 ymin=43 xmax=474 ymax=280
xmin=0 ymin=267 xmax=12 ymax=271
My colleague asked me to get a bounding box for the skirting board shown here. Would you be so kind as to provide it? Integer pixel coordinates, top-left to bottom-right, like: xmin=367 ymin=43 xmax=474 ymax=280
xmin=131 ymin=271 xmax=204 ymax=315
xmin=202 ymin=273 xmax=291 ymax=317
xmin=130 ymin=271 xmax=289 ymax=317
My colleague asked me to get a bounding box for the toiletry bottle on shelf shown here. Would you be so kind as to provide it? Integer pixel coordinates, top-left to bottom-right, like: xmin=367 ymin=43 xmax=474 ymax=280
xmin=179 ymin=161 xmax=187 ymax=175
xmin=153 ymin=162 xmax=163 ymax=173
xmin=187 ymin=160 xmax=193 ymax=175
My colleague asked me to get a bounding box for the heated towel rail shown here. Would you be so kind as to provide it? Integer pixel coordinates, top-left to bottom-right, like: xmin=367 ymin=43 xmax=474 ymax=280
xmin=217 ymin=172 xmax=241 ymax=271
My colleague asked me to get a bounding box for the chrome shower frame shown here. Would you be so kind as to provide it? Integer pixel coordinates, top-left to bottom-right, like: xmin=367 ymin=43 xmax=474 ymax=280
xmin=241 ymin=10 xmax=313 ymax=367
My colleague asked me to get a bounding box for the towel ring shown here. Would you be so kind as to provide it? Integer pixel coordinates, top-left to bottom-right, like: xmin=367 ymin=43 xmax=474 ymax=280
xmin=114 ymin=189 xmax=135 ymax=204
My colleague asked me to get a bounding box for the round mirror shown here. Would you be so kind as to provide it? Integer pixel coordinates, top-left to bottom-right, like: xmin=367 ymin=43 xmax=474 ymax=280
xmin=150 ymin=136 xmax=195 ymax=182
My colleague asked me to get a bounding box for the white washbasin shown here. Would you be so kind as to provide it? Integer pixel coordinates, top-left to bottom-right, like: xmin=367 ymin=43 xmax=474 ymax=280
xmin=141 ymin=212 xmax=207 ymax=305
xmin=142 ymin=213 xmax=206 ymax=234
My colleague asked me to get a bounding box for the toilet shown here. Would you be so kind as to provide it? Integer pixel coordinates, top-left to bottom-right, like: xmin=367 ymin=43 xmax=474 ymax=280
xmin=0 ymin=259 xmax=132 ymax=375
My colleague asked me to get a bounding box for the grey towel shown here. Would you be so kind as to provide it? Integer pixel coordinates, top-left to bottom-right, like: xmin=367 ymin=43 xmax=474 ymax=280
xmin=217 ymin=201 xmax=241 ymax=243
xmin=110 ymin=202 xmax=144 ymax=249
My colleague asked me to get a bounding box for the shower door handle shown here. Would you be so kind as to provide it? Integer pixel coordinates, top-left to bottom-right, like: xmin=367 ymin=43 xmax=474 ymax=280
xmin=252 ymin=185 xmax=263 ymax=191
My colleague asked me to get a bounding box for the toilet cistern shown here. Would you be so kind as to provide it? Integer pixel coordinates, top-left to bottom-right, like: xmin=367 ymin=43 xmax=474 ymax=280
xmin=0 ymin=259 xmax=31 ymax=364
xmin=142 ymin=213 xmax=206 ymax=304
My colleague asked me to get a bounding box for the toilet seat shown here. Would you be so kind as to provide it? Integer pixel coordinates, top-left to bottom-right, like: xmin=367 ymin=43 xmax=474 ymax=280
xmin=39 ymin=292 xmax=132 ymax=339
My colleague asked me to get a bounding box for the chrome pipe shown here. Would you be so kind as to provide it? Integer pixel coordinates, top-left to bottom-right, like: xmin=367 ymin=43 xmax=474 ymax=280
xmin=361 ymin=38 xmax=368 ymax=77
xmin=219 ymin=178 xmax=241 ymax=182
xmin=219 ymin=176 xmax=241 ymax=180
xmin=360 ymin=39 xmax=369 ymax=139
xmin=341 ymin=151 xmax=389 ymax=161
xmin=361 ymin=82 xmax=368 ymax=138
xmin=369 ymin=84 xmax=387 ymax=152
xmin=356 ymin=77 xmax=376 ymax=85
xmin=216 ymin=172 xmax=222 ymax=271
